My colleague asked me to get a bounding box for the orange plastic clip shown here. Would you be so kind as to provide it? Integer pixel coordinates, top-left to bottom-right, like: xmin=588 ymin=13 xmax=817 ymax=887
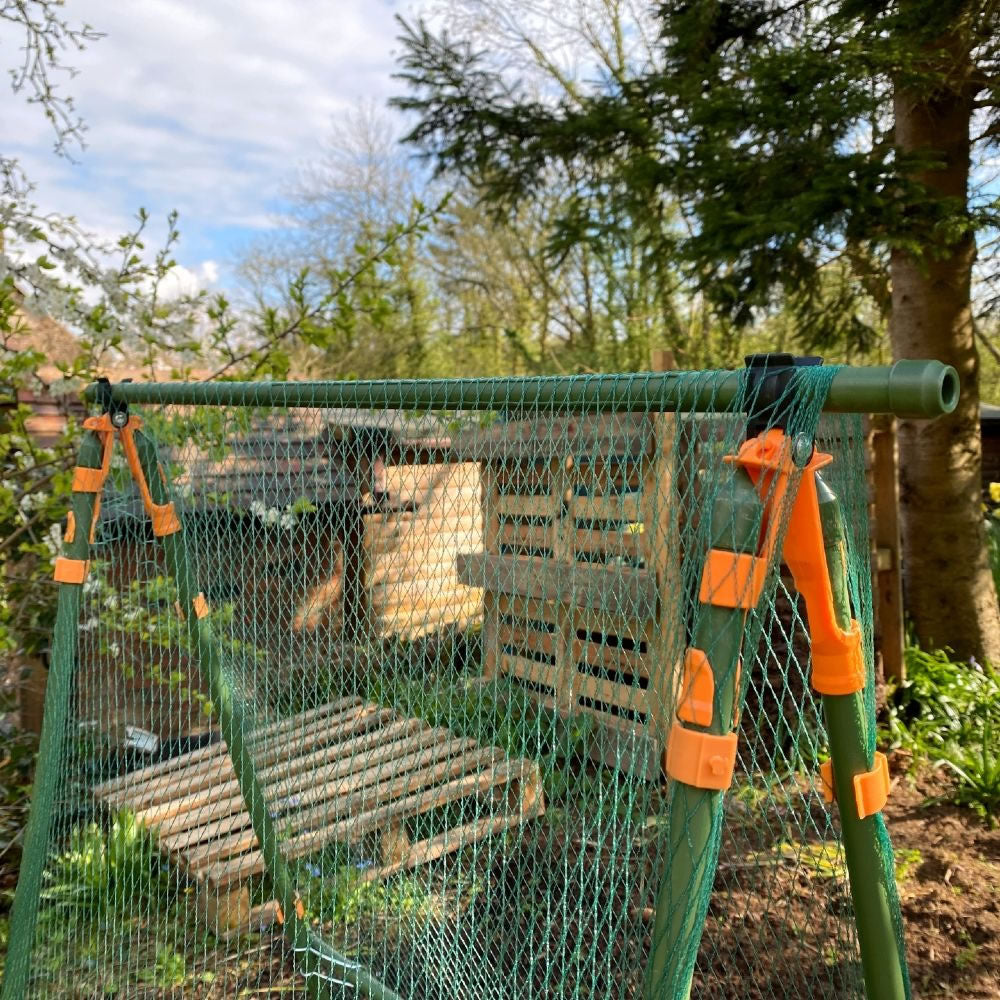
xmin=148 ymin=502 xmax=181 ymax=536
xmin=71 ymin=466 xmax=107 ymax=493
xmin=819 ymin=760 xmax=836 ymax=803
xmin=80 ymin=413 xmax=117 ymax=487
xmin=664 ymin=723 xmax=738 ymax=790
xmin=854 ymin=752 xmax=891 ymax=819
xmin=64 ymin=503 xmax=100 ymax=544
xmin=53 ymin=557 xmax=90 ymax=584
xmin=677 ymin=648 xmax=715 ymax=727
xmin=273 ymin=897 xmax=306 ymax=926
xmin=818 ymin=753 xmax=890 ymax=819
xmin=699 ymin=550 xmax=768 ymax=609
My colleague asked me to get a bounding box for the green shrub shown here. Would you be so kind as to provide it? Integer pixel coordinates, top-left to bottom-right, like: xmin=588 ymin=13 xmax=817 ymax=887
xmin=883 ymin=646 xmax=1000 ymax=824
xmin=40 ymin=812 xmax=172 ymax=919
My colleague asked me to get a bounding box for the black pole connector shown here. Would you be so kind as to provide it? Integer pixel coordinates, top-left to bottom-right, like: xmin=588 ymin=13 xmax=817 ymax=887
xmin=95 ymin=376 xmax=131 ymax=428
xmin=743 ymin=354 xmax=823 ymax=436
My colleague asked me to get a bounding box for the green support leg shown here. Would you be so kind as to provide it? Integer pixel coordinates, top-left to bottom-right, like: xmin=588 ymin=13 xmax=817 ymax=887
xmin=1 ymin=432 xmax=105 ymax=1000
xmin=816 ymin=473 xmax=909 ymax=1000
xmin=130 ymin=428 xmax=402 ymax=1000
xmin=645 ymin=467 xmax=763 ymax=999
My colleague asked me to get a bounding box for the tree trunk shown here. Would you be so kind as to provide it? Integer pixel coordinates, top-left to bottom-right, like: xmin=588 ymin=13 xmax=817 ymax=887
xmin=891 ymin=34 xmax=1000 ymax=662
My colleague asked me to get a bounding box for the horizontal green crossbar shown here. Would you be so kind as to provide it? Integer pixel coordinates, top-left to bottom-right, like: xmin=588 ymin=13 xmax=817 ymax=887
xmin=84 ymin=360 xmax=958 ymax=419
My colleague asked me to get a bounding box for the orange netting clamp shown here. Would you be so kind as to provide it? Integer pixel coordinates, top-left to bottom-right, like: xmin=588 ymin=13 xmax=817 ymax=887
xmin=664 ymin=723 xmax=738 ymax=791
xmin=729 ymin=428 xmax=867 ymax=696
xmin=64 ymin=509 xmax=100 ymax=546
xmin=819 ymin=752 xmax=891 ymax=819
xmin=676 ymin=648 xmax=715 ymax=728
xmin=71 ymin=466 xmax=107 ymax=493
xmin=53 ymin=557 xmax=91 ymax=584
xmin=274 ymin=897 xmax=306 ymax=926
xmin=699 ymin=550 xmax=769 ymax=609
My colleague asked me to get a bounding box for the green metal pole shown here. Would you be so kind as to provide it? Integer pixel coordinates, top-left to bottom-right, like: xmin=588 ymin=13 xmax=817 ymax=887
xmin=131 ymin=428 xmax=402 ymax=1000
xmin=817 ymin=474 xmax=909 ymax=1000
xmin=82 ymin=360 xmax=958 ymax=418
xmin=1 ymin=432 xmax=104 ymax=1000
xmin=645 ymin=467 xmax=762 ymax=999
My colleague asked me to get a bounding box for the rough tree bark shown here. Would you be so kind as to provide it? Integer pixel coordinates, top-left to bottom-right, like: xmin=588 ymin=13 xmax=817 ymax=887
xmin=891 ymin=26 xmax=1000 ymax=662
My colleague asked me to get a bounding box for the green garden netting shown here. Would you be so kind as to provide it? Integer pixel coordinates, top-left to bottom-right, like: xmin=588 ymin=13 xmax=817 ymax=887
xmin=3 ymin=366 xmax=910 ymax=999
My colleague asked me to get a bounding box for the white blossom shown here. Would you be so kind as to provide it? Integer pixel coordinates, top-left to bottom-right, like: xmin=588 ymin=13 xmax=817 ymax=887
xmin=19 ymin=492 xmax=48 ymax=513
xmin=43 ymin=523 xmax=62 ymax=556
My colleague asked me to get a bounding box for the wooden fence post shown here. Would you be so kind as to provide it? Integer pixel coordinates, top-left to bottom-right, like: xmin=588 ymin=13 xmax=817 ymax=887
xmin=550 ymin=455 xmax=577 ymax=712
xmin=868 ymin=415 xmax=905 ymax=684
xmin=480 ymin=461 xmax=501 ymax=679
xmin=641 ymin=349 xmax=683 ymax=751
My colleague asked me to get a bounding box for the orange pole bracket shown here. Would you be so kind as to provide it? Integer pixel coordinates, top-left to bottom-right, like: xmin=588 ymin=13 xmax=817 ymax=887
xmin=698 ymin=550 xmax=769 ymax=609
xmin=117 ymin=420 xmax=181 ymax=537
xmin=728 ymin=429 xmax=866 ymax=696
xmin=665 ymin=724 xmax=738 ymax=791
xmin=55 ymin=412 xmax=182 ymax=586
xmin=52 ymin=557 xmax=91 ymax=584
xmin=676 ymin=649 xmax=716 ymax=728
xmin=819 ymin=753 xmax=891 ymax=819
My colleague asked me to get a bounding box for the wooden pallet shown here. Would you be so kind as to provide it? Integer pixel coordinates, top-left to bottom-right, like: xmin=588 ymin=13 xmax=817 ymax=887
xmin=456 ymin=414 xmax=682 ymax=779
xmin=93 ymin=696 xmax=544 ymax=928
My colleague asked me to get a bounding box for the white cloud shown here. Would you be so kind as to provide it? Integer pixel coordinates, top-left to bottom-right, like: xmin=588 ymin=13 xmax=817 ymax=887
xmin=159 ymin=261 xmax=220 ymax=299
xmin=4 ymin=0 xmax=410 ymax=283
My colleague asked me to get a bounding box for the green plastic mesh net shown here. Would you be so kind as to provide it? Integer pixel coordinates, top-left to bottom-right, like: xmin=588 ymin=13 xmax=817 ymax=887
xmin=3 ymin=368 xmax=910 ymax=999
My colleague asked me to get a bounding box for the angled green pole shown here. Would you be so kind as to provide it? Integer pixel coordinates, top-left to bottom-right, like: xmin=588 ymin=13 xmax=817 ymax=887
xmin=1 ymin=431 xmax=104 ymax=1000
xmin=644 ymin=466 xmax=762 ymax=999
xmin=130 ymin=426 xmax=402 ymax=1000
xmin=815 ymin=474 xmax=909 ymax=1000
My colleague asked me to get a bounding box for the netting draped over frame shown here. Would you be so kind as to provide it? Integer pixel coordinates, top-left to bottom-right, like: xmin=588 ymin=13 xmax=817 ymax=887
xmin=7 ymin=368 xmax=909 ymax=999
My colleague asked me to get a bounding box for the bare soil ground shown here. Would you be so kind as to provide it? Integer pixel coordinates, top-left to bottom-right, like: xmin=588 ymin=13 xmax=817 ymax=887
xmin=0 ymin=752 xmax=995 ymax=998
xmin=886 ymin=760 xmax=1000 ymax=999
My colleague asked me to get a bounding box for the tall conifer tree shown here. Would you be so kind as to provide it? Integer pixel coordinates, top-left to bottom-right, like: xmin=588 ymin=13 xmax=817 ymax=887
xmin=394 ymin=1 xmax=1000 ymax=660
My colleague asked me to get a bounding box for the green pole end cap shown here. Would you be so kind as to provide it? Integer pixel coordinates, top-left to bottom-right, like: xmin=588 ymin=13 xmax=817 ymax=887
xmin=887 ymin=360 xmax=959 ymax=419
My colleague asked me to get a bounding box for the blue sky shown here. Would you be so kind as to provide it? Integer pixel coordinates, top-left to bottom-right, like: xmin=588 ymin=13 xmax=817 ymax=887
xmin=7 ymin=0 xmax=409 ymax=292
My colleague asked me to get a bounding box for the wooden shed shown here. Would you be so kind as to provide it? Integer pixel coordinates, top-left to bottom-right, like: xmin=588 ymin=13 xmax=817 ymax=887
xmin=68 ymin=410 xmax=482 ymax=747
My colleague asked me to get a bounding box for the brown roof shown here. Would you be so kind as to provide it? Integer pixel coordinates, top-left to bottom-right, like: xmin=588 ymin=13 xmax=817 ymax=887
xmin=6 ymin=307 xmax=81 ymax=383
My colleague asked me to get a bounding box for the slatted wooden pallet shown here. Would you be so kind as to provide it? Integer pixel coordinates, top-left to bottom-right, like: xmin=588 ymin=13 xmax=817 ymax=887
xmin=93 ymin=696 xmax=544 ymax=928
xmin=456 ymin=410 xmax=682 ymax=781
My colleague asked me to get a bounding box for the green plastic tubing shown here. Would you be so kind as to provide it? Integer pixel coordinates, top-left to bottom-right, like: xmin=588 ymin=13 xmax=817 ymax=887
xmin=83 ymin=359 xmax=958 ymax=419
xmin=817 ymin=474 xmax=909 ymax=1000
xmin=130 ymin=429 xmax=402 ymax=1000
xmin=1 ymin=432 xmax=105 ymax=1000
xmin=644 ymin=466 xmax=763 ymax=1000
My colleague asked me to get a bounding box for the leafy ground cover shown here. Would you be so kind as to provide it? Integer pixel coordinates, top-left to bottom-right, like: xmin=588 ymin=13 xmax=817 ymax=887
xmin=0 ymin=642 xmax=996 ymax=997
xmin=883 ymin=646 xmax=1000 ymax=824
